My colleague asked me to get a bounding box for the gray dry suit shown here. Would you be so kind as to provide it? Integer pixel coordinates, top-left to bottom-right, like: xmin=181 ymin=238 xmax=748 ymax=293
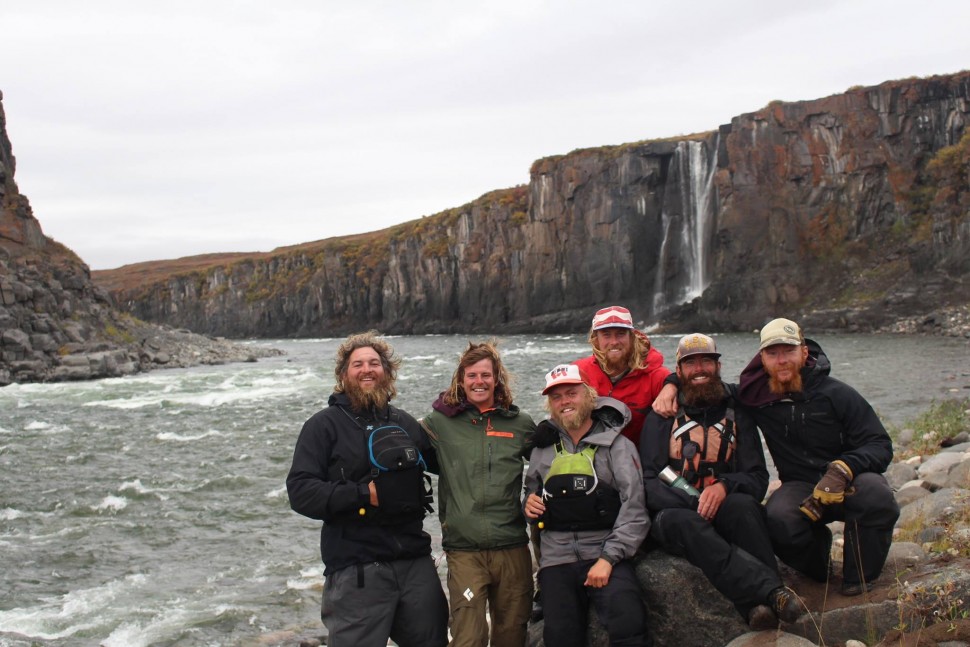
xmin=525 ymin=397 xmax=649 ymax=647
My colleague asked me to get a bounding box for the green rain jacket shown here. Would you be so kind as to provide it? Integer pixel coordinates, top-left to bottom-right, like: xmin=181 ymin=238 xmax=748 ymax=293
xmin=421 ymin=395 xmax=536 ymax=551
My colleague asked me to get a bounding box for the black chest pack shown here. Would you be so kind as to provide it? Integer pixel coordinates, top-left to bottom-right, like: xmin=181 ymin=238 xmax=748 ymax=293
xmin=539 ymin=440 xmax=621 ymax=532
xmin=365 ymin=424 xmax=434 ymax=524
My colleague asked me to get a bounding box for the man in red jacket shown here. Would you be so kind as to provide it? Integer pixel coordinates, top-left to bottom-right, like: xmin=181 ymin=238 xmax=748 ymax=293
xmin=573 ymin=305 xmax=670 ymax=449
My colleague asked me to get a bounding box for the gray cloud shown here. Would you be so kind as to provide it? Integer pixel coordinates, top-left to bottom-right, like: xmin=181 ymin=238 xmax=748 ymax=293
xmin=3 ymin=0 xmax=968 ymax=269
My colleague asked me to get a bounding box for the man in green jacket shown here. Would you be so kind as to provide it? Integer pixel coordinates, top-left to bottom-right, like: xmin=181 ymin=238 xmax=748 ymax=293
xmin=421 ymin=341 xmax=537 ymax=647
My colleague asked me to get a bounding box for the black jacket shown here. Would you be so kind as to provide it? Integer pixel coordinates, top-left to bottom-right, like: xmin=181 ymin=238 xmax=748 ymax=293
xmin=640 ymin=395 xmax=769 ymax=513
xmin=736 ymin=339 xmax=893 ymax=483
xmin=286 ymin=392 xmax=439 ymax=575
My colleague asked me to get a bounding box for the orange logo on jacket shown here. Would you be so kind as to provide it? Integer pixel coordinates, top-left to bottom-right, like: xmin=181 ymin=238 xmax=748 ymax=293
xmin=484 ymin=418 xmax=514 ymax=438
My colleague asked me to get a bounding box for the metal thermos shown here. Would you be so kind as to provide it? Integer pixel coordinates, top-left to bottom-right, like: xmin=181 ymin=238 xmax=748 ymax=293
xmin=659 ymin=466 xmax=701 ymax=498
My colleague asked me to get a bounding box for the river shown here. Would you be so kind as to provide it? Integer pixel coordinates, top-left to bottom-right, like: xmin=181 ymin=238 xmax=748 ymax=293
xmin=1 ymin=332 xmax=968 ymax=646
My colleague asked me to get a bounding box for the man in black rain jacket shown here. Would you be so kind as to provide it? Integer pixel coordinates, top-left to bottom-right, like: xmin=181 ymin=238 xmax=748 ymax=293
xmin=737 ymin=318 xmax=899 ymax=596
xmin=641 ymin=333 xmax=801 ymax=628
xmin=287 ymin=331 xmax=448 ymax=647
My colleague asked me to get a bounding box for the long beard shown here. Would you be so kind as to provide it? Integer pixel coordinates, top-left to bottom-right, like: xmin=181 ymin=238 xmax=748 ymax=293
xmin=768 ymin=370 xmax=804 ymax=395
xmin=555 ymin=395 xmax=595 ymax=432
xmin=344 ymin=376 xmax=391 ymax=412
xmin=682 ymin=375 xmax=725 ymax=408
xmin=603 ymin=349 xmax=631 ymax=375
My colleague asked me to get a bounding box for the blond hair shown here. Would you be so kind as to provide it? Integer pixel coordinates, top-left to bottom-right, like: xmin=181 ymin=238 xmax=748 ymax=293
xmin=588 ymin=328 xmax=652 ymax=372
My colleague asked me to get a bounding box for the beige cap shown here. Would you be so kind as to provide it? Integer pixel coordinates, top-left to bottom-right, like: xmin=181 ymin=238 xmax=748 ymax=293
xmin=759 ymin=318 xmax=803 ymax=350
xmin=676 ymin=333 xmax=720 ymax=363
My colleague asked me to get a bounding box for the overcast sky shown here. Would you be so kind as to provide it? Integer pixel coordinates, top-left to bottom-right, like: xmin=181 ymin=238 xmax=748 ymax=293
xmin=2 ymin=1 xmax=968 ymax=270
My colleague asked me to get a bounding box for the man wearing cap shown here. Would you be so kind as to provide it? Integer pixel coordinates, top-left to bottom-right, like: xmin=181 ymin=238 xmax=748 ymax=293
xmin=573 ymin=305 xmax=670 ymax=449
xmin=737 ymin=318 xmax=899 ymax=596
xmin=524 ymin=364 xmax=649 ymax=647
xmin=640 ymin=334 xmax=802 ymax=629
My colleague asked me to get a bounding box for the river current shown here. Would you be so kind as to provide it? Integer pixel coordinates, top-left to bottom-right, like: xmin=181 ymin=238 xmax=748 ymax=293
xmin=1 ymin=332 xmax=968 ymax=646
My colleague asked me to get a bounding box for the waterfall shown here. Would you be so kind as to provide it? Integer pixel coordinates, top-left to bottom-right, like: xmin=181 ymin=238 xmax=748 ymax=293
xmin=652 ymin=134 xmax=719 ymax=316
xmin=684 ymin=138 xmax=718 ymax=300
xmin=652 ymin=212 xmax=674 ymax=314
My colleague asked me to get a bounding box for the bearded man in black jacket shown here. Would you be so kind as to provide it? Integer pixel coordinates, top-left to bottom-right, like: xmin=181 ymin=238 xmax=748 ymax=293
xmin=287 ymin=331 xmax=447 ymax=647
xmin=736 ymin=319 xmax=900 ymax=597
xmin=641 ymin=334 xmax=801 ymax=629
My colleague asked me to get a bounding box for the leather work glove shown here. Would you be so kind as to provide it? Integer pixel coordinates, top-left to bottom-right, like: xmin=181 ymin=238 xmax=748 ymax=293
xmin=799 ymin=495 xmax=824 ymax=522
xmin=813 ymin=460 xmax=854 ymax=505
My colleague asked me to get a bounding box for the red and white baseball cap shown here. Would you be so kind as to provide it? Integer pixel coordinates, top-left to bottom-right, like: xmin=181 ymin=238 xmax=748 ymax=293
xmin=591 ymin=305 xmax=635 ymax=331
xmin=542 ymin=364 xmax=586 ymax=395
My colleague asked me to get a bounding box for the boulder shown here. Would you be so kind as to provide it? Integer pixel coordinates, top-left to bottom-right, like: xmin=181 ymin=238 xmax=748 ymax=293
xmin=897 ymin=488 xmax=967 ymax=527
xmin=947 ymin=461 xmax=970 ymax=489
xmin=895 ymin=481 xmax=933 ymax=507
xmin=725 ymin=632 xmax=818 ymax=646
xmin=918 ymin=452 xmax=970 ymax=485
xmin=886 ymin=542 xmax=927 ymax=568
xmin=885 ymin=462 xmax=919 ymax=490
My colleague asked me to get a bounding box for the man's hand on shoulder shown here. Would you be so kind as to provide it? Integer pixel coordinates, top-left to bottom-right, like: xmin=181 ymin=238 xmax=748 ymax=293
xmin=652 ymin=382 xmax=680 ymax=417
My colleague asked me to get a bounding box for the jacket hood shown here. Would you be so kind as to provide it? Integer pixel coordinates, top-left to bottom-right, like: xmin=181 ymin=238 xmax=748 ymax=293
xmin=640 ymin=343 xmax=666 ymax=374
xmin=591 ymin=396 xmax=631 ymax=430
xmin=430 ymin=391 xmax=522 ymax=419
xmin=431 ymin=392 xmax=469 ymax=417
xmin=628 ymin=333 xmax=665 ymax=374
xmin=737 ymin=338 xmax=830 ymax=407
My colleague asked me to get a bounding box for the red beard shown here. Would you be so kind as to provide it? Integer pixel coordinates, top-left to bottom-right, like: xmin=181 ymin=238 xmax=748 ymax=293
xmin=766 ymin=363 xmax=805 ymax=395
xmin=603 ymin=351 xmax=631 ymax=375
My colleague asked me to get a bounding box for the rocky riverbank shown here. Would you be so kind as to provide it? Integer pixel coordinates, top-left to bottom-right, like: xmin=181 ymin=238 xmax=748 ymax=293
xmin=0 ymin=250 xmax=282 ymax=385
xmin=880 ymin=304 xmax=970 ymax=339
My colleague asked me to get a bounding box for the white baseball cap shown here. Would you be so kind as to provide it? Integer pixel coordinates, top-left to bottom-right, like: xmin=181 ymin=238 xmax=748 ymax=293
xmin=542 ymin=364 xmax=586 ymax=395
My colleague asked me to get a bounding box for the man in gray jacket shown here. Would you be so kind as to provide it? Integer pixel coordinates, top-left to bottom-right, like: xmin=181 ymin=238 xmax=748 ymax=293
xmin=524 ymin=364 xmax=649 ymax=647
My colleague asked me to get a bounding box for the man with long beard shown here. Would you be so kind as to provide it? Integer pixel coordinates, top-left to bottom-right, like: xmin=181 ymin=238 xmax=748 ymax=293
xmin=287 ymin=331 xmax=448 ymax=647
xmin=573 ymin=306 xmax=670 ymax=449
xmin=524 ymin=364 xmax=649 ymax=647
xmin=640 ymin=334 xmax=801 ymax=629
xmin=737 ymin=319 xmax=899 ymax=596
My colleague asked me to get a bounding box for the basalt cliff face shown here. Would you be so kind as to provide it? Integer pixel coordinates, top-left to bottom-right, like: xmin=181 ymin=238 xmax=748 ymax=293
xmin=0 ymin=92 xmax=278 ymax=385
xmin=90 ymin=71 xmax=970 ymax=337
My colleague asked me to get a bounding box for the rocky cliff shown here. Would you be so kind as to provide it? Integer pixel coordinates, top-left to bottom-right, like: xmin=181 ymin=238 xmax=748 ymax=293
xmin=95 ymin=71 xmax=970 ymax=337
xmin=0 ymin=91 xmax=279 ymax=385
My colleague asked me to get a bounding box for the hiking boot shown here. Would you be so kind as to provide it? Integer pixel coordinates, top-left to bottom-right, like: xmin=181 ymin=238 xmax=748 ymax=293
xmin=770 ymin=586 xmax=803 ymax=624
xmin=842 ymin=581 xmax=869 ymax=597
